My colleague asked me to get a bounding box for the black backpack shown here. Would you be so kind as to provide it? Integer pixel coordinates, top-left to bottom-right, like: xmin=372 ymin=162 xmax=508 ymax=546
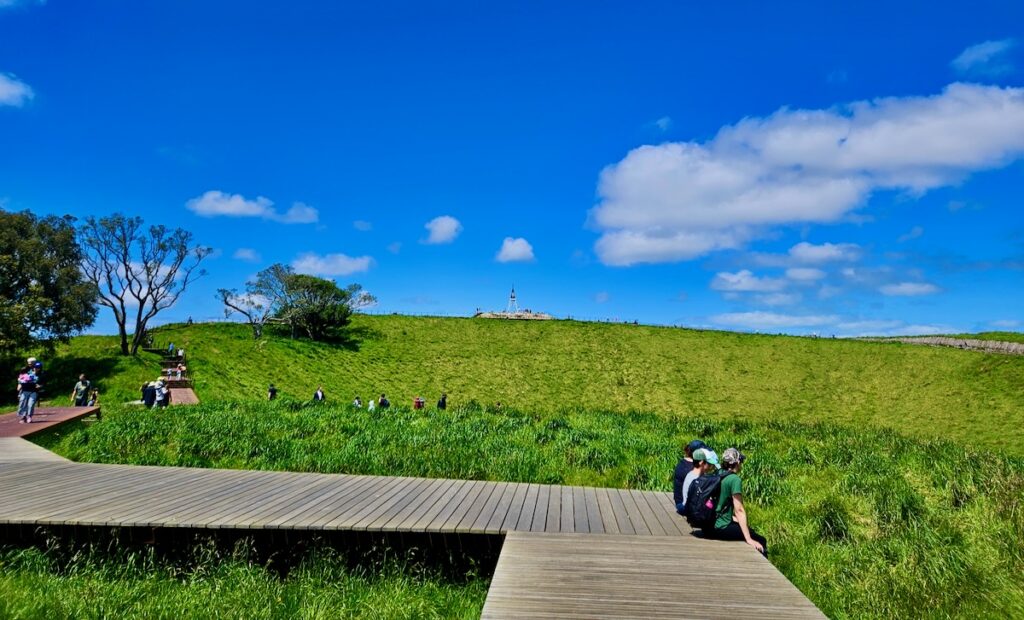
xmin=684 ymin=471 xmax=734 ymax=530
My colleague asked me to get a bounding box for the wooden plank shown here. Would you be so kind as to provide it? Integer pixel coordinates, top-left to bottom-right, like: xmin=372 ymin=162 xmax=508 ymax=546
xmin=511 ymin=483 xmax=539 ymax=531
xmin=320 ymin=476 xmax=410 ymax=529
xmin=437 ymin=480 xmax=488 ymax=532
xmin=628 ymin=489 xmax=668 ymax=536
xmin=265 ymin=473 xmax=374 ymax=528
xmin=112 ymin=468 xmax=259 ymax=527
xmin=479 ymin=482 xmax=519 ymax=534
xmin=454 ymin=482 xmax=501 ymax=533
xmin=349 ymin=477 xmax=437 ymax=530
xmin=414 ymin=479 xmax=475 ymax=532
xmin=545 ymin=485 xmax=561 ymax=533
xmin=528 ymin=484 xmax=549 ymax=532
xmin=559 ymin=484 xmax=575 ymax=533
xmin=582 ymin=487 xmax=604 ymax=535
xmin=230 ymin=474 xmax=340 ymax=528
xmin=605 ymin=488 xmax=636 ymax=535
xmin=375 ymin=477 xmax=456 ymax=532
xmin=642 ymin=491 xmax=688 ymax=536
xmin=594 ymin=487 xmax=620 ymax=535
xmin=0 ymin=438 xmax=69 ymax=462
xmin=498 ymin=483 xmax=530 ymax=532
xmin=293 ymin=474 xmax=387 ymax=529
xmin=572 ymin=486 xmax=589 ymax=533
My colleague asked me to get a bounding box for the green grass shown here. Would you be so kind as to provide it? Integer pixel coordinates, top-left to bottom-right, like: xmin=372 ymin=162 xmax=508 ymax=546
xmin=27 ymin=316 xmax=1024 ymax=455
xmin=35 ymin=402 xmax=1024 ymax=619
xmin=0 ymin=540 xmax=486 ymax=620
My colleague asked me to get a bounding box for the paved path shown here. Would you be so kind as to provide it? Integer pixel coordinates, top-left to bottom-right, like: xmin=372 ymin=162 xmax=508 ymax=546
xmin=0 ymin=406 xmax=100 ymax=438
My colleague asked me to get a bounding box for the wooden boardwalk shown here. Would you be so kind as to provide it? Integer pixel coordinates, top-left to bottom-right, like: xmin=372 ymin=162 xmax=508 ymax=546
xmin=0 ymin=430 xmax=824 ymax=617
xmin=0 ymin=406 xmax=100 ymax=438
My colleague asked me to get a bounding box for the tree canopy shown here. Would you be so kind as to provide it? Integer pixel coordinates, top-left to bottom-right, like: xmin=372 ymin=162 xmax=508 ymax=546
xmin=79 ymin=214 xmax=212 ymax=355
xmin=0 ymin=209 xmax=97 ymax=353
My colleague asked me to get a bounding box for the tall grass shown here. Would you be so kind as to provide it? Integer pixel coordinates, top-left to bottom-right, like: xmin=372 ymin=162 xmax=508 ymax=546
xmin=36 ymin=402 xmax=1024 ymax=618
xmin=0 ymin=538 xmax=486 ymax=620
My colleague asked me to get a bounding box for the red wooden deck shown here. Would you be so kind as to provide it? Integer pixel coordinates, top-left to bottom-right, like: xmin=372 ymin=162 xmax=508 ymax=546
xmin=0 ymin=406 xmax=101 ymax=438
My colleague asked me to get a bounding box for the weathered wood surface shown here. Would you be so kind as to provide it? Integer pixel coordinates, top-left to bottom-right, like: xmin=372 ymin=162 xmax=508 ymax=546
xmin=0 ymin=438 xmax=69 ymax=462
xmin=868 ymin=336 xmax=1024 ymax=355
xmin=168 ymin=387 xmax=200 ymax=405
xmin=482 ymin=532 xmax=826 ymax=619
xmin=0 ymin=407 xmax=101 ymax=438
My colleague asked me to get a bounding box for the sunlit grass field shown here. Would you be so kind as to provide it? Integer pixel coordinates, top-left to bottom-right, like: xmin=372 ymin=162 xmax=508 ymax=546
xmin=32 ymin=402 xmax=1024 ymax=619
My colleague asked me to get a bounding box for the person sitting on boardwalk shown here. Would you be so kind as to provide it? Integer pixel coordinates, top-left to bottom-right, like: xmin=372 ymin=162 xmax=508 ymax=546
xmin=353 ymin=396 xmax=363 ymax=408
xmin=313 ymin=386 xmax=325 ymax=402
xmin=705 ymin=447 xmax=767 ymax=556
xmin=268 ymin=384 xmax=278 ymax=401
xmin=70 ymin=374 xmax=91 ymax=407
xmin=378 ymin=394 xmax=390 ymax=409
xmin=673 ymin=439 xmax=707 ymax=512
xmin=16 ymin=365 xmax=41 ymax=424
xmin=680 ymin=448 xmax=719 ymax=515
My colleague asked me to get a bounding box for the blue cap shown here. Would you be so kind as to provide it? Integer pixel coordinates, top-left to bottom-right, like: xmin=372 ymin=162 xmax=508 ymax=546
xmin=686 ymin=439 xmax=707 ymax=454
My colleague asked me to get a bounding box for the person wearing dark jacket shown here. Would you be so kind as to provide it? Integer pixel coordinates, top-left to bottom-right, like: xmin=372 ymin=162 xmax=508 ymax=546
xmin=673 ymin=439 xmax=707 ymax=512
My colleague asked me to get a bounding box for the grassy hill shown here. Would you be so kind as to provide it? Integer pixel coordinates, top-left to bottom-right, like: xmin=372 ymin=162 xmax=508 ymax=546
xmin=28 ymin=315 xmax=1024 ymax=455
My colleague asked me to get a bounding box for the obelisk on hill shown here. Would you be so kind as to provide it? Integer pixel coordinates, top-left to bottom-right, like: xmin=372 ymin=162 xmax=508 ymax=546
xmin=506 ymin=286 xmax=520 ymax=314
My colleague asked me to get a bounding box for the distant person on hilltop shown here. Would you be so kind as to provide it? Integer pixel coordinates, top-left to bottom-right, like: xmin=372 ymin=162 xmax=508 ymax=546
xmin=353 ymin=396 xmax=363 ymax=408
xmin=268 ymin=384 xmax=278 ymax=401
xmin=673 ymin=439 xmax=707 ymax=512
xmin=413 ymin=396 xmax=424 ymax=409
xmin=437 ymin=392 xmax=447 ymax=410
xmin=378 ymin=394 xmax=390 ymax=409
xmin=70 ymin=374 xmax=92 ymax=407
xmin=313 ymin=386 xmax=325 ymax=402
xmin=703 ymin=447 xmax=767 ymax=557
xmin=367 ymin=398 xmax=375 ymax=411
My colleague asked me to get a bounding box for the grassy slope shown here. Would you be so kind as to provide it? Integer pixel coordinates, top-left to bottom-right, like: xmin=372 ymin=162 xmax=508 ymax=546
xmin=34 ymin=316 xmax=1024 ymax=454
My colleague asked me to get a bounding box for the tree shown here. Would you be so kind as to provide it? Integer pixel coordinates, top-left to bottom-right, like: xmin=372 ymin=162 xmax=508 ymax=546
xmin=0 ymin=210 xmax=97 ymax=353
xmin=218 ymin=263 xmax=375 ymax=342
xmin=79 ymin=214 xmax=212 ymax=356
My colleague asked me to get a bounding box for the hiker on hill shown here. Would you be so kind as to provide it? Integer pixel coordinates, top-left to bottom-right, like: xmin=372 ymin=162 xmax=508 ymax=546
xmin=367 ymin=398 xmax=375 ymax=411
xmin=16 ymin=364 xmax=41 ymax=424
xmin=70 ymin=374 xmax=92 ymax=407
xmin=175 ymin=363 xmax=186 ymax=380
xmin=378 ymin=394 xmax=390 ymax=409
xmin=673 ymin=439 xmax=707 ymax=512
xmin=704 ymin=447 xmax=768 ymax=556
xmin=680 ymin=448 xmax=719 ymax=513
xmin=413 ymin=396 xmax=424 ymax=409
xmin=437 ymin=393 xmax=447 ymax=410
xmin=168 ymin=342 xmax=175 ymax=355
xmin=268 ymin=384 xmax=278 ymax=400
xmin=313 ymin=386 xmax=325 ymax=402
xmin=353 ymin=396 xmax=363 ymax=408
xmin=154 ymin=380 xmax=170 ymax=408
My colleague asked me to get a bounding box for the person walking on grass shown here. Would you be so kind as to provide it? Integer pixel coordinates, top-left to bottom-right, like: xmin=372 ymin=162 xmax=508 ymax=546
xmin=378 ymin=394 xmax=390 ymax=409
xmin=313 ymin=386 xmax=325 ymax=402
xmin=353 ymin=396 xmax=363 ymax=408
xmin=673 ymin=439 xmax=707 ymax=512
xmin=437 ymin=392 xmax=447 ymax=410
xmin=70 ymin=374 xmax=91 ymax=407
xmin=16 ymin=364 xmax=41 ymax=424
xmin=705 ymin=447 xmax=768 ymax=557
xmin=268 ymin=384 xmax=278 ymax=401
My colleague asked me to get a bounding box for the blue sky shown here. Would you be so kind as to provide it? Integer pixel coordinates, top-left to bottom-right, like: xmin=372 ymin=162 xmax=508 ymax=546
xmin=2 ymin=0 xmax=1022 ymax=336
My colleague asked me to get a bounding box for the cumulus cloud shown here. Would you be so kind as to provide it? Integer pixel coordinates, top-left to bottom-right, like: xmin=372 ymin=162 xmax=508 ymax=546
xmin=232 ymin=248 xmax=261 ymax=262
xmin=353 ymin=220 xmax=372 ymax=232
xmin=711 ymin=269 xmax=786 ymax=292
xmin=755 ymin=292 xmax=801 ymax=306
xmin=292 ymin=252 xmax=373 ymax=276
xmin=879 ymin=282 xmax=940 ymax=296
xmin=785 ymin=267 xmax=826 ymax=281
xmin=591 ymin=83 xmax=1024 ymax=265
xmin=185 ymin=191 xmax=319 ymax=224
xmin=423 ymin=215 xmax=462 ymax=244
xmin=0 ymin=73 xmax=33 ymax=107
xmin=711 ymin=311 xmax=838 ymax=330
xmin=789 ymin=242 xmax=862 ymax=264
xmin=951 ymin=39 xmax=1016 ymax=77
xmin=654 ymin=116 xmax=672 ymax=131
xmin=496 ymin=237 xmax=535 ymax=263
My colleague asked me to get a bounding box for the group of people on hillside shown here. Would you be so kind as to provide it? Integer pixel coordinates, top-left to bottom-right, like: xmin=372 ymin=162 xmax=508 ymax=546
xmin=673 ymin=439 xmax=768 ymax=556
xmin=268 ymin=385 xmax=448 ymax=412
xmin=141 ymin=379 xmax=171 ymax=408
xmin=15 ymin=359 xmax=98 ymax=424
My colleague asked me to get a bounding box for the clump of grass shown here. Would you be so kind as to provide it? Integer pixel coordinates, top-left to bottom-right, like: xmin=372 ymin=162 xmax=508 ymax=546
xmin=34 ymin=402 xmax=1024 ymax=618
xmin=0 ymin=539 xmax=487 ymax=620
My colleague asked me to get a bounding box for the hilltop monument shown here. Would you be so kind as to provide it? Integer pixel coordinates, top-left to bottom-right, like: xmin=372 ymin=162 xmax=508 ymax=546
xmin=474 ymin=286 xmax=554 ymax=320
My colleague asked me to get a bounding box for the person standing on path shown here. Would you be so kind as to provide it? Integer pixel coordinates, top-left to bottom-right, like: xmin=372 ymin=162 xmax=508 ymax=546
xmin=704 ymin=447 xmax=768 ymax=556
xmin=16 ymin=364 xmax=41 ymax=423
xmin=70 ymin=374 xmax=91 ymax=407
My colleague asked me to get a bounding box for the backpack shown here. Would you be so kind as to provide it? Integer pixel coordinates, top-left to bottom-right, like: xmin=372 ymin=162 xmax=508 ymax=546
xmin=684 ymin=471 xmax=734 ymax=530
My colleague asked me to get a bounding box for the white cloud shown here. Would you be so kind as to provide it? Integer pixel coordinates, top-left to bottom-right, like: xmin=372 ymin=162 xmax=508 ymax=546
xmin=353 ymin=220 xmax=372 ymax=232
xmin=788 ymin=242 xmax=862 ymax=264
xmin=834 ymin=320 xmax=956 ymax=337
xmin=711 ymin=311 xmax=838 ymax=330
xmin=0 ymin=0 xmax=45 ymax=10
xmin=951 ymin=39 xmax=1016 ymax=76
xmin=423 ymin=215 xmax=462 ymax=244
xmin=591 ymin=83 xmax=1024 ymax=265
xmin=292 ymin=252 xmax=373 ymax=277
xmin=990 ymin=319 xmax=1021 ymax=329
xmin=654 ymin=116 xmax=672 ymax=131
xmin=879 ymin=282 xmax=940 ymax=296
xmin=496 ymin=237 xmax=535 ymax=263
xmin=185 ymin=190 xmax=319 ymax=224
xmin=232 ymin=248 xmax=261 ymax=262
xmin=897 ymin=226 xmax=924 ymax=242
xmin=711 ymin=270 xmax=786 ymax=292
xmin=0 ymin=73 xmax=33 ymax=107
xmin=785 ymin=267 xmax=826 ymax=281
xmin=594 ymin=291 xmax=611 ymax=303
xmin=387 ymin=242 xmax=402 ymax=254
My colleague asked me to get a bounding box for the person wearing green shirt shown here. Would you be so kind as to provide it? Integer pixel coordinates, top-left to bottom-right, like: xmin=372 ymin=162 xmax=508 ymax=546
xmin=707 ymin=447 xmax=768 ymax=556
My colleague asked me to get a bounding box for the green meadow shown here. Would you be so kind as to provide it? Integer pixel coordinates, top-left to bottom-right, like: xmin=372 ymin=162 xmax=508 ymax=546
xmin=9 ymin=316 xmax=1024 ymax=618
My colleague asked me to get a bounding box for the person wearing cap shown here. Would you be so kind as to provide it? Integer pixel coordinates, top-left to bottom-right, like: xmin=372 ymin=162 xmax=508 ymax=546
xmin=706 ymin=447 xmax=767 ymax=556
xmin=680 ymin=448 xmax=719 ymax=513
xmin=673 ymin=439 xmax=707 ymax=511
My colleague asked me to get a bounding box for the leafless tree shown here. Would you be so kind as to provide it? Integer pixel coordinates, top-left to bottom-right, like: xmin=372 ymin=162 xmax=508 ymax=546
xmin=217 ymin=288 xmax=274 ymax=339
xmin=79 ymin=214 xmax=212 ymax=355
